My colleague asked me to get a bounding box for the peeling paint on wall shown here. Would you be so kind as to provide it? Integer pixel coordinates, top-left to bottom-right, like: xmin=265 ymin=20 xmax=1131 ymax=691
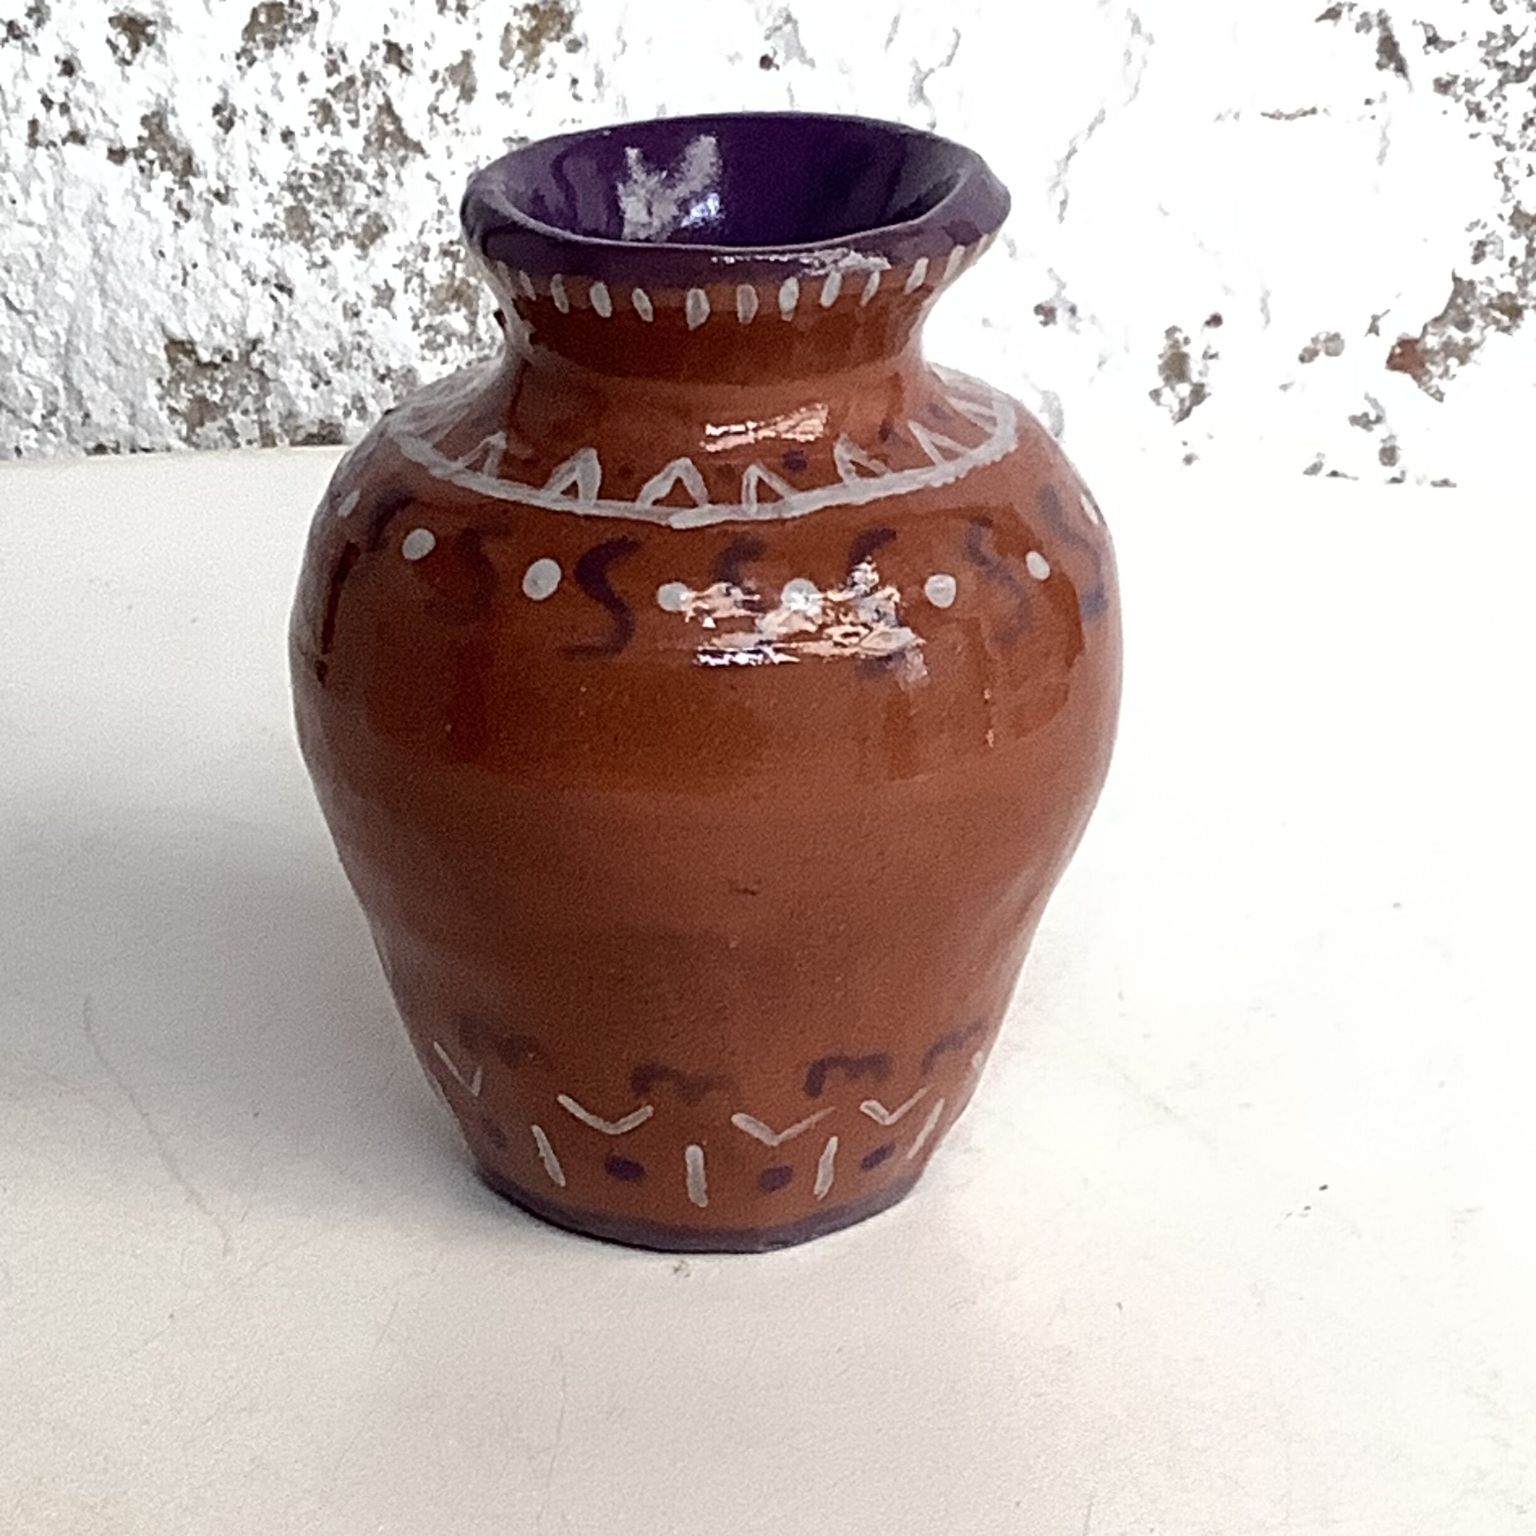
xmin=1 ymin=0 xmax=1531 ymax=486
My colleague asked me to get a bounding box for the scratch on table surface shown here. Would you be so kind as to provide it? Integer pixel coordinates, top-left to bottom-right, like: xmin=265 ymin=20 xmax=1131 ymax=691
xmin=81 ymin=995 xmax=232 ymax=1256
xmin=325 ymin=1414 xmax=371 ymax=1499
xmin=1101 ymin=1053 xmax=1231 ymax=1165
xmin=370 ymin=1293 xmax=403 ymax=1355
xmin=1082 ymin=1491 xmax=1095 ymax=1534
xmin=536 ymin=1355 xmax=570 ymax=1534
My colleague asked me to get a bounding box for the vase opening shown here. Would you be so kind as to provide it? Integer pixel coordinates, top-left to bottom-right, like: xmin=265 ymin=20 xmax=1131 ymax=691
xmin=466 ymin=114 xmax=1000 ymax=255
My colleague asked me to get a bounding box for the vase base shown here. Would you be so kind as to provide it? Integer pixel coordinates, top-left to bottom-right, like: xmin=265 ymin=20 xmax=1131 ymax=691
xmin=476 ymin=1165 xmax=923 ymax=1253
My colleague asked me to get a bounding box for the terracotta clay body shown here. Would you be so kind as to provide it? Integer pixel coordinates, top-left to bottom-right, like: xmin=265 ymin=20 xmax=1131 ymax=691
xmin=291 ymin=114 xmax=1121 ymax=1251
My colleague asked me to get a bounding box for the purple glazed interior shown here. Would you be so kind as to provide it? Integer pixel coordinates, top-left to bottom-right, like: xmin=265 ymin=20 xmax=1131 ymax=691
xmin=462 ymin=113 xmax=1009 ymax=287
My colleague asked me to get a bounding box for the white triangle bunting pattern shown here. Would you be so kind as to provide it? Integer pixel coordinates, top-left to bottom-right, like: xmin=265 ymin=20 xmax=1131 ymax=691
xmin=908 ymin=421 xmax=973 ymax=465
xmin=740 ymin=462 xmax=797 ymax=513
xmin=543 ymin=447 xmax=602 ymax=504
xmin=637 ymin=457 xmax=710 ymax=509
xmin=833 ymin=435 xmax=891 ymax=484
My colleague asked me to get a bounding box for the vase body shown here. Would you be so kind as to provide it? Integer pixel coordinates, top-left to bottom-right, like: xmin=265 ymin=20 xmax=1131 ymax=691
xmin=291 ymin=114 xmax=1121 ymax=1250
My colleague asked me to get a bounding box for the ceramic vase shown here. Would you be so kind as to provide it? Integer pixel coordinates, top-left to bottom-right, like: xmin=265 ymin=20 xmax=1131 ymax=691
xmin=291 ymin=112 xmax=1121 ymax=1251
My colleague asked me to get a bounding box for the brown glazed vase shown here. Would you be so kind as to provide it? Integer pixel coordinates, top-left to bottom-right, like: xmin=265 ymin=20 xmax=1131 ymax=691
xmin=290 ymin=113 xmax=1121 ymax=1251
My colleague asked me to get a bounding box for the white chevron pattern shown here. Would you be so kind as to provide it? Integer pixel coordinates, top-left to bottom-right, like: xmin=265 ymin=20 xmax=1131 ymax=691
xmin=858 ymin=1088 xmax=929 ymax=1126
xmin=431 ymin=1041 xmax=482 ymax=1099
xmin=729 ymin=1108 xmax=832 ymax=1147
xmin=556 ymin=1095 xmax=654 ymax=1136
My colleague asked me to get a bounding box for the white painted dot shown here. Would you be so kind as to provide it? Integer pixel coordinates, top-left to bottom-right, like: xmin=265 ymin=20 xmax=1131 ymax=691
xmin=860 ymin=269 xmax=882 ymax=306
xmin=819 ymin=270 xmax=843 ymax=308
xmin=903 ymin=256 xmax=930 ymax=294
xmin=550 ymin=274 xmax=570 ymax=313
xmin=522 ymin=557 xmax=562 ymax=601
xmin=924 ymin=573 xmax=958 ymax=609
xmin=401 ymin=528 xmax=436 ymax=561
xmin=1080 ymin=490 xmax=1103 ymax=527
xmin=736 ymin=284 xmax=760 ymax=324
xmin=943 ymin=244 xmax=966 ymax=282
xmin=656 ymin=581 xmax=692 ymax=613
xmin=515 ymin=269 xmax=536 ymax=298
xmin=779 ymin=277 xmax=800 ymax=319
xmin=336 ymin=489 xmax=360 ymax=519
xmin=631 ymin=287 xmax=654 ymax=322
xmin=686 ymin=287 xmax=711 ymax=329
xmin=780 ymin=577 xmax=821 ymax=610
xmin=589 ymin=281 xmax=613 ymax=318
xmin=1026 ymin=550 xmax=1051 ymax=581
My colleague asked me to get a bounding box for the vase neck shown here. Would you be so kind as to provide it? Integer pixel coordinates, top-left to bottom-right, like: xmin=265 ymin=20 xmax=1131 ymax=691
xmin=476 ymin=247 xmax=986 ymax=388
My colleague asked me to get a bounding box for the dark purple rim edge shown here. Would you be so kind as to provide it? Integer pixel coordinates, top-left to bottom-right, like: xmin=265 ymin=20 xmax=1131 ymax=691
xmin=462 ymin=111 xmax=1010 ymax=288
xmin=478 ymin=1165 xmax=923 ymax=1253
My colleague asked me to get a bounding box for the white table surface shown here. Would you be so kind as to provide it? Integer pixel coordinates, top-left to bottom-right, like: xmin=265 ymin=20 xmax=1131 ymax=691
xmin=1 ymin=446 xmax=1532 ymax=1535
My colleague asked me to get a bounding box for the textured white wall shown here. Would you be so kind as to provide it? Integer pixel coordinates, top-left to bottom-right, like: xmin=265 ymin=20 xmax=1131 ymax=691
xmin=1 ymin=0 xmax=1531 ymax=484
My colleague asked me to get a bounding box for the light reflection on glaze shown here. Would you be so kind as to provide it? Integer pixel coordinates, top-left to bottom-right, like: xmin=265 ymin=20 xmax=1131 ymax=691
xmin=702 ymin=403 xmax=829 ymax=453
xmin=664 ymin=560 xmax=926 ymax=678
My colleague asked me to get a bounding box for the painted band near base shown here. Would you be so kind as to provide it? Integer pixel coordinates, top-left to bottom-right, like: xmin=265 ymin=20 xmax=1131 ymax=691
xmin=478 ymin=1165 xmax=923 ymax=1253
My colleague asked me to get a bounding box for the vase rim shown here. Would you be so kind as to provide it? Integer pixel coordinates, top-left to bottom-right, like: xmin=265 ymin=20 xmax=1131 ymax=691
xmin=461 ymin=111 xmax=1010 ymax=289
